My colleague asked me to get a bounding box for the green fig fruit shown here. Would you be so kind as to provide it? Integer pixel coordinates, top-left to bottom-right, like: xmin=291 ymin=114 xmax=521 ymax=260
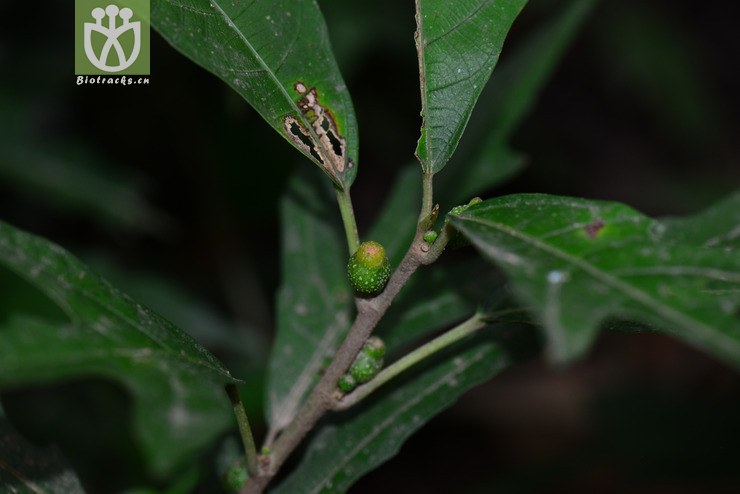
xmin=350 ymin=350 xmax=383 ymax=384
xmin=222 ymin=459 xmax=249 ymax=492
xmin=347 ymin=241 xmax=391 ymax=295
xmin=338 ymin=373 xmax=357 ymax=393
xmin=423 ymin=230 xmax=439 ymax=244
xmin=363 ymin=336 xmax=386 ymax=360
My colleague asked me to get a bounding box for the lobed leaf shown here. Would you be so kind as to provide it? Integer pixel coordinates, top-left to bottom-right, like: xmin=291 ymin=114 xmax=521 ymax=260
xmin=415 ymin=0 xmax=528 ymax=174
xmin=151 ymin=0 xmax=358 ymax=189
xmin=0 ymin=222 xmax=236 ymax=477
xmin=266 ymin=171 xmax=353 ymax=433
xmin=450 ymin=193 xmax=740 ymax=365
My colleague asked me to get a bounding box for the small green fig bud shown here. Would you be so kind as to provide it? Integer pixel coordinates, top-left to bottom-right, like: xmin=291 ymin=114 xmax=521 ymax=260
xmin=423 ymin=230 xmax=438 ymax=244
xmin=363 ymin=336 xmax=386 ymax=360
xmin=350 ymin=350 xmax=383 ymax=384
xmin=338 ymin=373 xmax=357 ymax=393
xmin=347 ymin=241 xmax=391 ymax=295
xmin=222 ymin=459 xmax=249 ymax=493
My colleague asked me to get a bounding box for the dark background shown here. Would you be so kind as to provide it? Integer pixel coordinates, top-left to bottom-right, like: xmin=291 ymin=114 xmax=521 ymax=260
xmin=1 ymin=0 xmax=740 ymax=492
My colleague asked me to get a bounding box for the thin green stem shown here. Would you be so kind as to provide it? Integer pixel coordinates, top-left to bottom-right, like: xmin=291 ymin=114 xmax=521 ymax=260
xmin=336 ymin=186 xmax=360 ymax=255
xmin=419 ymin=172 xmax=434 ymax=222
xmin=226 ymin=384 xmax=260 ymax=477
xmin=334 ymin=313 xmax=487 ymax=410
xmin=244 ymin=173 xmax=447 ymax=492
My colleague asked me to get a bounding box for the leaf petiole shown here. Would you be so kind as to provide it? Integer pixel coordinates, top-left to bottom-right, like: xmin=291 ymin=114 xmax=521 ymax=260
xmin=336 ymin=186 xmax=360 ymax=255
xmin=225 ymin=384 xmax=260 ymax=477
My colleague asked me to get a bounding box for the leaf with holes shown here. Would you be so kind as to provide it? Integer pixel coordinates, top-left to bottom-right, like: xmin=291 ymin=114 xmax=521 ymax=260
xmin=151 ymin=0 xmax=358 ymax=189
xmin=415 ymin=0 xmax=528 ymax=174
xmin=0 ymin=221 xmax=237 ymax=477
xmin=450 ymin=193 xmax=740 ymax=366
xmin=272 ymin=332 xmax=514 ymax=494
xmin=265 ymin=170 xmax=353 ymax=440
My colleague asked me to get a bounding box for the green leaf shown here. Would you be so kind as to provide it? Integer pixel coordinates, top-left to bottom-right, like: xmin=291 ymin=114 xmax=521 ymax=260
xmin=151 ymin=0 xmax=358 ymax=189
xmin=440 ymin=0 xmax=598 ymax=204
xmin=266 ymin=170 xmax=353 ymax=434
xmin=450 ymin=193 xmax=740 ymax=365
xmin=85 ymin=256 xmax=269 ymax=367
xmin=415 ymin=0 xmax=528 ymax=174
xmin=0 ymin=405 xmax=86 ymax=494
xmin=0 ymin=222 xmax=237 ymax=477
xmin=272 ymin=333 xmax=513 ymax=494
xmin=661 ymin=192 xmax=740 ymax=247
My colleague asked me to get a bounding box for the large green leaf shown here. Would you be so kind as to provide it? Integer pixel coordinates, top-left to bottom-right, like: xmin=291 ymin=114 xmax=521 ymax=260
xmin=0 ymin=405 xmax=86 ymax=494
xmin=272 ymin=332 xmax=514 ymax=494
xmin=266 ymin=171 xmax=353 ymax=433
xmin=0 ymin=222 xmax=237 ymax=477
xmin=415 ymin=0 xmax=528 ymax=174
xmin=440 ymin=0 xmax=598 ymax=204
xmin=450 ymin=193 xmax=740 ymax=365
xmin=151 ymin=0 xmax=358 ymax=189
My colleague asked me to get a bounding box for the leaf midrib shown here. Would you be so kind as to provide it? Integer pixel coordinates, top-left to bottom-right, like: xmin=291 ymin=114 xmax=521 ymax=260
xmin=415 ymin=0 xmax=433 ymax=170
xmin=164 ymin=0 xmax=339 ymax=178
xmin=0 ymin=229 xmax=233 ymax=381
xmin=455 ymin=214 xmax=740 ymax=352
xmin=0 ymin=343 xmax=232 ymax=381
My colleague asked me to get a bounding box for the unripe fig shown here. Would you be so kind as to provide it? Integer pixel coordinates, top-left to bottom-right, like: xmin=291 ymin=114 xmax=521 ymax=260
xmin=347 ymin=241 xmax=391 ymax=295
xmin=222 ymin=459 xmax=249 ymax=492
xmin=338 ymin=373 xmax=357 ymax=393
xmin=363 ymin=336 xmax=386 ymax=360
xmin=350 ymin=350 xmax=383 ymax=384
xmin=423 ymin=230 xmax=438 ymax=244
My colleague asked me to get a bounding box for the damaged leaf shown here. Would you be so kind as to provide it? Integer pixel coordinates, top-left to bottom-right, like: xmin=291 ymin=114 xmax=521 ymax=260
xmin=284 ymin=82 xmax=354 ymax=181
xmin=151 ymin=0 xmax=358 ymax=189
